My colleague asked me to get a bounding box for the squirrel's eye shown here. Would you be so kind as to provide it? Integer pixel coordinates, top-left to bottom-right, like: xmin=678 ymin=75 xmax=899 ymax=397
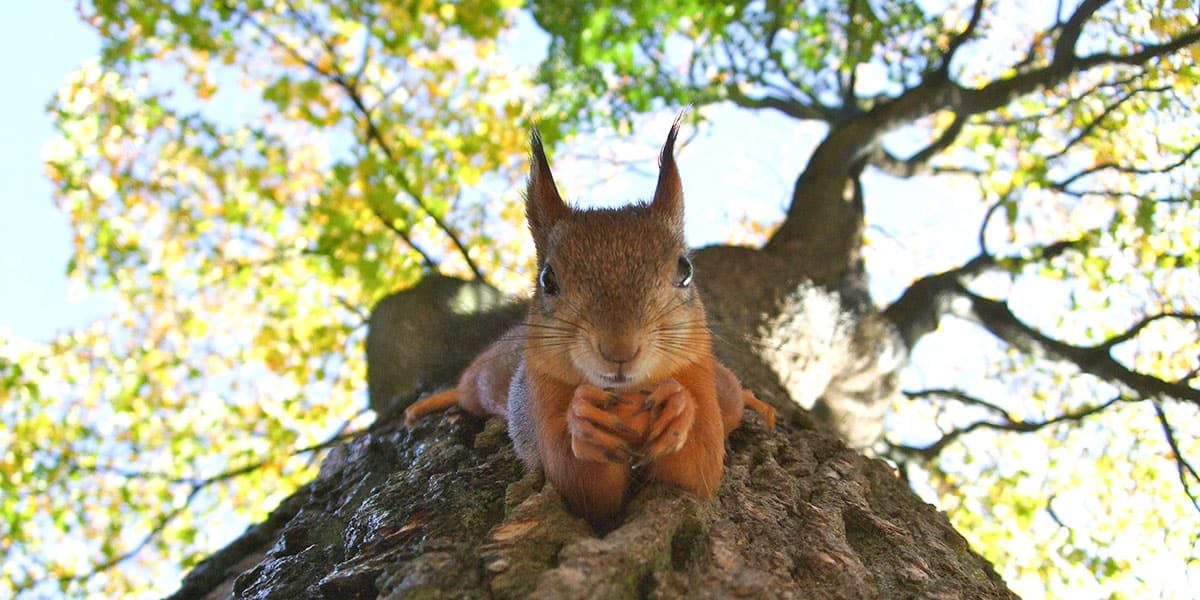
xmin=675 ymin=255 xmax=693 ymax=288
xmin=539 ymin=264 xmax=560 ymax=296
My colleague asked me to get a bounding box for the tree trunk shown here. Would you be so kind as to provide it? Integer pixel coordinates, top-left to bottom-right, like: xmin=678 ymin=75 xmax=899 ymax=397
xmin=168 ymin=243 xmax=1015 ymax=600
xmin=171 ymin=406 xmax=1013 ymax=599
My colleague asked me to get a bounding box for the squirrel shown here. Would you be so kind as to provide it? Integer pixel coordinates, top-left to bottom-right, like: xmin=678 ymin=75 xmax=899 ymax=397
xmin=405 ymin=115 xmax=776 ymax=526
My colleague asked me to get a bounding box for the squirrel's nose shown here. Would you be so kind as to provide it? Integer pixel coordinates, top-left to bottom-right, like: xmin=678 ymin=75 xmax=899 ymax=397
xmin=599 ymin=342 xmax=641 ymax=365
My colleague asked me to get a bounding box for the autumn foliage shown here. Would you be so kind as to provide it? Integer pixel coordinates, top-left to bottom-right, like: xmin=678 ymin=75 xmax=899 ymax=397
xmin=2 ymin=1 xmax=1198 ymax=597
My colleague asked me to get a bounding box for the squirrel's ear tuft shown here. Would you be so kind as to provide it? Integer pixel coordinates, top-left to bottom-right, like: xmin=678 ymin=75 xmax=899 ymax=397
xmin=650 ymin=111 xmax=685 ymax=225
xmin=526 ymin=128 xmax=569 ymax=240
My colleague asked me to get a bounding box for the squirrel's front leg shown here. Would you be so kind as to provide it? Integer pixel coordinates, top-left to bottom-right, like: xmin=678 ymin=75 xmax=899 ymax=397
xmin=640 ymin=370 xmax=725 ymax=499
xmin=535 ymin=382 xmax=635 ymax=525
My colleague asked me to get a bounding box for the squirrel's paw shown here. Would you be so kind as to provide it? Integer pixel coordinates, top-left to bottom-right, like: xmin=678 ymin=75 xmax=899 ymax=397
xmin=637 ymin=379 xmax=696 ymax=465
xmin=568 ymin=385 xmax=639 ymax=464
xmin=743 ymin=390 xmax=777 ymax=429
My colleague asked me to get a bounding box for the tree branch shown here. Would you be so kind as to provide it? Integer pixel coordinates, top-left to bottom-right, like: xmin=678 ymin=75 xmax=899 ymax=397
xmin=1151 ymin=399 xmax=1200 ymax=515
xmin=768 ymin=0 xmax=1200 ymax=259
xmin=725 ymin=85 xmax=832 ymax=121
xmin=64 ymin=425 xmax=365 ymax=588
xmin=235 ymin=4 xmax=486 ymax=280
xmin=1052 ymin=0 xmax=1109 ymax=60
xmin=890 ymin=390 xmax=1128 ymax=460
xmin=885 ymin=255 xmax=1200 ymax=406
xmin=907 ymin=387 xmax=1018 ymax=422
xmin=869 ymin=113 xmax=966 ymax=177
xmin=1044 ymin=185 xmax=1195 ymax=206
xmin=717 ymin=23 xmax=835 ymax=122
xmin=1099 ymin=312 xmax=1200 ymax=351
xmin=937 ymin=0 xmax=987 ymax=75
xmin=840 ymin=0 xmax=865 ymax=110
xmin=1052 ymin=141 xmax=1200 ymax=189
xmin=967 ymin=295 xmax=1200 ymax=406
xmin=958 ymin=21 xmax=1200 ymax=117
xmin=882 ymin=248 xmax=1021 ymax=347
xmin=834 ymin=0 xmax=1195 ymax=166
xmin=977 ymin=72 xmax=1147 ymax=127
xmin=1044 ymin=84 xmax=1173 ymax=162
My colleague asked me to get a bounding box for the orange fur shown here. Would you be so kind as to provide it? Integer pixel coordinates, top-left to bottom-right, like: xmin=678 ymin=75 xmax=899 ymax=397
xmin=643 ymin=358 xmax=725 ymax=499
xmin=404 ymin=389 xmax=460 ymax=426
xmin=402 ymin=116 xmax=776 ymax=528
xmin=530 ymin=376 xmax=632 ymax=524
xmin=742 ymin=390 xmax=777 ymax=430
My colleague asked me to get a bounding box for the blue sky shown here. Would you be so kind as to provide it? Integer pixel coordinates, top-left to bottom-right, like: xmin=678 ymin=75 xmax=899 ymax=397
xmin=0 ymin=4 xmax=982 ymax=346
xmin=0 ymin=4 xmax=108 ymax=341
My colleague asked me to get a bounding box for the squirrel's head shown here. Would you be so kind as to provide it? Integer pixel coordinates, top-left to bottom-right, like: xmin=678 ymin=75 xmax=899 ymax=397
xmin=523 ymin=115 xmax=708 ymax=391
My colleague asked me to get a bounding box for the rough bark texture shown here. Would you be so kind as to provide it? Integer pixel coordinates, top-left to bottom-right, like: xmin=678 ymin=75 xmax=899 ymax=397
xmin=170 ymin=388 xmax=1012 ymax=600
xmin=168 ymin=242 xmax=1014 ymax=600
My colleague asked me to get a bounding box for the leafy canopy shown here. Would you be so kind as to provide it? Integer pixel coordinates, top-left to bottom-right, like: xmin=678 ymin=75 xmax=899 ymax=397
xmin=3 ymin=0 xmax=1198 ymax=598
xmin=4 ymin=0 xmax=533 ymax=596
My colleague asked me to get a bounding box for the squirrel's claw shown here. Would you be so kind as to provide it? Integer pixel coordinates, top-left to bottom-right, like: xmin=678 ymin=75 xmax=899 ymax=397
xmin=638 ymin=379 xmax=695 ymax=462
xmin=569 ymin=428 xmax=636 ymax=464
xmin=572 ymin=386 xmax=640 ymax=437
xmin=569 ymin=385 xmax=639 ymax=464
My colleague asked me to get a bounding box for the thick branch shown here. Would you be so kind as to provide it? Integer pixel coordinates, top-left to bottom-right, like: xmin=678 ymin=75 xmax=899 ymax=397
xmin=1052 ymin=0 xmax=1109 ymax=60
xmin=869 ymin=113 xmax=966 ymax=177
xmin=802 ymin=0 xmax=1193 ymax=175
xmin=979 ymin=72 xmax=1148 ymax=127
xmin=768 ymin=0 xmax=1200 ymax=260
xmin=959 ymin=25 xmax=1200 ymax=117
xmin=884 ymin=257 xmax=1200 ymax=405
xmin=881 ymin=250 xmax=1009 ymax=346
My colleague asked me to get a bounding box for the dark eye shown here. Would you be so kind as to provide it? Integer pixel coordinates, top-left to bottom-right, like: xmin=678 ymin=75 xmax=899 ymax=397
xmin=675 ymin=255 xmax=693 ymax=288
xmin=539 ymin=264 xmax=560 ymax=296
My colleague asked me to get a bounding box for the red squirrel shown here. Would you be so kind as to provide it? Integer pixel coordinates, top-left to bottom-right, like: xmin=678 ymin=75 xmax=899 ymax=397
xmin=405 ymin=116 xmax=775 ymax=525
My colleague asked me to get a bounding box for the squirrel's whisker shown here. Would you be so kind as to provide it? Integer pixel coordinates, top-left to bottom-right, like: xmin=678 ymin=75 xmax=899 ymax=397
xmin=404 ymin=116 xmax=770 ymax=528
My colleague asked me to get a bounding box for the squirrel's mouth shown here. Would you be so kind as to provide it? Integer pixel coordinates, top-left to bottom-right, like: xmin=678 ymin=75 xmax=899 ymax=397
xmin=572 ymin=348 xmax=649 ymax=391
xmin=584 ymin=359 xmax=634 ymax=388
xmin=595 ymin=363 xmax=648 ymax=391
xmin=602 ymin=372 xmax=630 ymax=385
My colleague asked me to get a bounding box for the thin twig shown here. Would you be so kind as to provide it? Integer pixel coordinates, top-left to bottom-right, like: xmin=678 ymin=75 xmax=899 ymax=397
xmin=1151 ymin=398 xmax=1200 ymax=515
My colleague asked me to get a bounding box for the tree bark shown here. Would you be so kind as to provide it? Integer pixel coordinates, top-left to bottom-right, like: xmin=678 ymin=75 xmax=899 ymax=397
xmin=169 ymin=386 xmax=1013 ymax=600
xmin=168 ymin=243 xmax=1014 ymax=600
